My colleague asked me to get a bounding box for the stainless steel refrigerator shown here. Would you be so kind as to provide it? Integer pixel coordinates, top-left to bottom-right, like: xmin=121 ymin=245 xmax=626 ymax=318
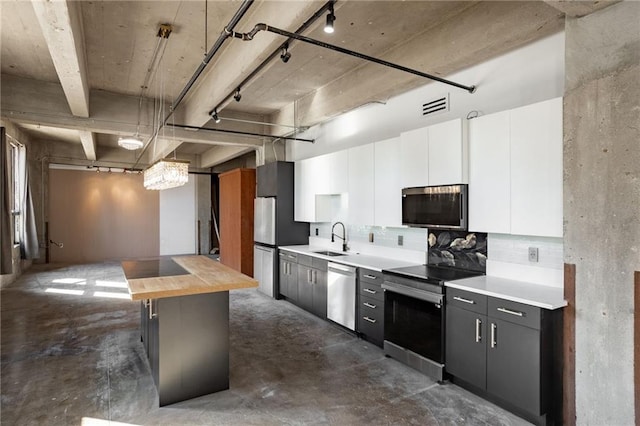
xmin=253 ymin=162 xmax=309 ymax=298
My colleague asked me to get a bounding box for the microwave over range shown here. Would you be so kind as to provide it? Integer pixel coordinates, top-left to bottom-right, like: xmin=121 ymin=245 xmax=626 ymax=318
xmin=401 ymin=184 xmax=468 ymax=231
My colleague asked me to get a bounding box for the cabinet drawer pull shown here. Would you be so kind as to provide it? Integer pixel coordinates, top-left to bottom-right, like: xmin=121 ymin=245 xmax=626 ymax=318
xmin=497 ymin=307 xmax=524 ymax=317
xmin=475 ymin=318 xmax=482 ymax=343
xmin=363 ymin=316 xmax=377 ymax=324
xmin=453 ymin=296 xmax=475 ymax=305
xmin=490 ymin=323 xmax=497 ymax=348
xmin=363 ymin=288 xmax=377 ymax=295
xmin=363 ymin=302 xmax=377 ymax=309
xmin=363 ymin=274 xmax=377 ymax=280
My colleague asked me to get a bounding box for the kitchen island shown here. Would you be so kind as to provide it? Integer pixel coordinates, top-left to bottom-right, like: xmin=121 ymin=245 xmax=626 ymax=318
xmin=122 ymin=255 xmax=258 ymax=406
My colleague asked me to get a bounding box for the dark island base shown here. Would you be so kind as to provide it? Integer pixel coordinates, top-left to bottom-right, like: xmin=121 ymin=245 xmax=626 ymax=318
xmin=141 ymin=291 xmax=230 ymax=406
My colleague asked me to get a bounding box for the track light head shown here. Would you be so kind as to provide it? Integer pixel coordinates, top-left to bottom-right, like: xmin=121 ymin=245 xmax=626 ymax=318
xmin=210 ymin=109 xmax=221 ymax=124
xmin=234 ymin=89 xmax=241 ymax=102
xmin=324 ymin=7 xmax=335 ymax=34
xmin=280 ymin=46 xmax=291 ymax=63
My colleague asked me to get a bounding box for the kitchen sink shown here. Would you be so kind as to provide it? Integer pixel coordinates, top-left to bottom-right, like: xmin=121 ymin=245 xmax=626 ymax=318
xmin=313 ymin=250 xmax=346 ymax=257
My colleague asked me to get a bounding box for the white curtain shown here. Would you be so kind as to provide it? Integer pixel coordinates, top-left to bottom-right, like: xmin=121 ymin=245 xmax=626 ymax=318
xmin=0 ymin=128 xmax=12 ymax=274
xmin=17 ymin=145 xmax=38 ymax=260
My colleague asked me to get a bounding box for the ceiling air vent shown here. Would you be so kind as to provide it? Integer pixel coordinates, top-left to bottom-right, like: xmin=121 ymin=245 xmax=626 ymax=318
xmin=422 ymin=94 xmax=449 ymax=116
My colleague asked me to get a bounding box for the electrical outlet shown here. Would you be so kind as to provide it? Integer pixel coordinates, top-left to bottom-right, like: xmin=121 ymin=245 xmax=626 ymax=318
xmin=528 ymin=247 xmax=539 ymax=262
xmin=369 ymin=232 xmax=374 ymax=243
xmin=398 ymin=235 xmax=403 ymax=246
xmin=315 ymin=228 xmax=319 ymax=236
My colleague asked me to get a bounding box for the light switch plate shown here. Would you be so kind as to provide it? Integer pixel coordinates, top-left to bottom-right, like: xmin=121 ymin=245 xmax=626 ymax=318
xmin=528 ymin=247 xmax=539 ymax=262
xmin=398 ymin=235 xmax=403 ymax=246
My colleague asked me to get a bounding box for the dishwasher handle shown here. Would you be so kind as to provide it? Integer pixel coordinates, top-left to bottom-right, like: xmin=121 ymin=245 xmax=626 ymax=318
xmin=327 ymin=262 xmax=356 ymax=275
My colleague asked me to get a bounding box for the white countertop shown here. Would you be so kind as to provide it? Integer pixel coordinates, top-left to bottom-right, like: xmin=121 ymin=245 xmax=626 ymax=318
xmin=446 ymin=275 xmax=567 ymax=310
xmin=278 ymin=245 xmax=420 ymax=272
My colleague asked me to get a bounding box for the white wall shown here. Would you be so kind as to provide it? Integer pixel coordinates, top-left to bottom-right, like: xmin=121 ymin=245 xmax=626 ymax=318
xmin=290 ymin=31 xmax=565 ymax=160
xmin=159 ymin=177 xmax=196 ymax=255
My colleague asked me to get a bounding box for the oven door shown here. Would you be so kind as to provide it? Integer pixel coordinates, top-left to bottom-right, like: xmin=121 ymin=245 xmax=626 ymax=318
xmin=383 ymin=283 xmax=444 ymax=364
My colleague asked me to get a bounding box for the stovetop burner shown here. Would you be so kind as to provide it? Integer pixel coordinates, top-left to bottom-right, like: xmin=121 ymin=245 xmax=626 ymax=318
xmin=384 ymin=264 xmax=483 ymax=284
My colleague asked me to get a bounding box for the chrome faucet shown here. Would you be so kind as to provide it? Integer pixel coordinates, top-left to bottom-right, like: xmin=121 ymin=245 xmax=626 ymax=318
xmin=331 ymin=221 xmax=348 ymax=252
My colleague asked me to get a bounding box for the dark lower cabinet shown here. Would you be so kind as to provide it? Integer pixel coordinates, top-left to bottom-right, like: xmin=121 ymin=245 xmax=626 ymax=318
xmin=487 ymin=318 xmax=541 ymax=415
xmin=279 ymin=251 xmax=298 ymax=302
xmin=279 ymin=250 xmax=327 ymax=319
xmin=445 ymin=287 xmax=562 ymax=426
xmin=140 ymin=293 xmax=230 ymax=406
xmin=445 ymin=305 xmax=487 ymax=389
xmin=356 ymin=268 xmax=385 ymax=347
xmin=297 ymin=265 xmax=314 ymax=313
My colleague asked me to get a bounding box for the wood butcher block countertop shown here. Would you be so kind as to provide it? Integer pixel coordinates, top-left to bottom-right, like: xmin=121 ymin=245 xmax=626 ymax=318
xmin=124 ymin=255 xmax=258 ymax=301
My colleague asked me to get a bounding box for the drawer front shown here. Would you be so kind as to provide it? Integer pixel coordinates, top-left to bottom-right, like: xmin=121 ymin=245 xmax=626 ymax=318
xmin=359 ymin=294 xmax=384 ymax=322
xmin=279 ymin=250 xmax=298 ymax=262
xmin=447 ymin=287 xmax=488 ymax=315
xmin=358 ymin=297 xmax=384 ymax=344
xmin=297 ymin=254 xmax=313 ymax=267
xmin=488 ymin=297 xmax=541 ymax=330
xmin=358 ymin=268 xmax=383 ymax=284
xmin=312 ymin=257 xmax=328 ymax=270
xmin=358 ymin=280 xmax=384 ymax=302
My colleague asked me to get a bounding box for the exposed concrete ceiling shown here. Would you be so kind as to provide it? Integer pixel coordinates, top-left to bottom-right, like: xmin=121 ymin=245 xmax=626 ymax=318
xmin=0 ymin=0 xmax=619 ymax=168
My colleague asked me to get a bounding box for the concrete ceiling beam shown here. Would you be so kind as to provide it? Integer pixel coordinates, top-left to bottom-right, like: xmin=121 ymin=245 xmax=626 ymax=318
xmin=31 ymin=0 xmax=90 ymax=118
xmin=271 ymin=1 xmax=565 ymax=129
xmin=78 ymin=130 xmax=96 ymax=161
xmin=1 ymin=75 xmax=263 ymax=149
xmin=200 ymin=145 xmax=256 ymax=168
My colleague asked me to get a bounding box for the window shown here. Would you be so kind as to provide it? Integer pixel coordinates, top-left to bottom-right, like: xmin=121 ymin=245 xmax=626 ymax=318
xmin=9 ymin=141 xmax=21 ymax=245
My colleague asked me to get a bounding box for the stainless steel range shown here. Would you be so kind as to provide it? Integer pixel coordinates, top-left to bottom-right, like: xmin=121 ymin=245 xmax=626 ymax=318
xmin=382 ymin=264 xmax=482 ymax=382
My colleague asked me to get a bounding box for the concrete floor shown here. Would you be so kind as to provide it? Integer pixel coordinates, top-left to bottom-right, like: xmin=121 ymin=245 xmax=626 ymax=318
xmin=1 ymin=262 xmax=530 ymax=425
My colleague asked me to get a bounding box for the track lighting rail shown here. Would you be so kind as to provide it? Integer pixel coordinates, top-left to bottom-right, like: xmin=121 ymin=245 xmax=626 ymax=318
xmin=166 ymin=123 xmax=315 ymax=143
xmin=210 ymin=0 xmax=335 ymax=117
xmin=231 ymin=23 xmax=476 ymax=94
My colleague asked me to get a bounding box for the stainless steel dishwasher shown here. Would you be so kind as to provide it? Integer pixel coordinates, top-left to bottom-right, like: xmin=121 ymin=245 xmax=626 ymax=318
xmin=327 ymin=262 xmax=356 ymax=330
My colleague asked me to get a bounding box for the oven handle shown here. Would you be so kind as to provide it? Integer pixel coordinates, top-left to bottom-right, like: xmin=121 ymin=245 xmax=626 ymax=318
xmin=382 ymin=282 xmax=443 ymax=305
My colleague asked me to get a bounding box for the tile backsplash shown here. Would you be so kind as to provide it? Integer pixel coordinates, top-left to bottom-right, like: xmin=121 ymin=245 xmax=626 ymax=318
xmin=310 ymin=223 xmax=427 ymax=251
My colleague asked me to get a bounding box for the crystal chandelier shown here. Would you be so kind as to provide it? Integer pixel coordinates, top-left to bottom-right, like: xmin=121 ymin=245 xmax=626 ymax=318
xmin=143 ymin=159 xmax=189 ymax=190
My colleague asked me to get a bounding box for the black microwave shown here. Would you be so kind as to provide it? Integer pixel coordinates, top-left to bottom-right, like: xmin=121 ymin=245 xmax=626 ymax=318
xmin=401 ymin=184 xmax=468 ymax=230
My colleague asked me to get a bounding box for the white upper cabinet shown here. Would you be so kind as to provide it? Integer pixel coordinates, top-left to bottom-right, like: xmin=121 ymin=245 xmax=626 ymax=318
xmin=294 ymin=150 xmax=349 ymax=223
xmin=374 ymin=137 xmax=403 ymax=227
xmin=294 ymin=158 xmax=316 ymax=222
xmin=468 ymin=97 xmax=563 ymax=237
xmin=348 ymin=144 xmax=375 ymax=225
xmin=428 ymin=118 xmax=468 ymax=185
xmin=400 ymin=127 xmax=429 ymax=188
xmin=468 ymin=110 xmax=511 ymax=234
xmin=314 ymin=150 xmax=348 ymax=195
xmin=509 ymin=97 xmax=563 ymax=237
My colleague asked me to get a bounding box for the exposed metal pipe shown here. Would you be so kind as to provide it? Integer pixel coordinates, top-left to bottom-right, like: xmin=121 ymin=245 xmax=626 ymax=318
xmin=166 ymin=123 xmax=315 ymax=143
xmin=132 ymin=0 xmax=255 ymax=168
xmin=212 ymin=1 xmax=335 ymax=115
xmin=232 ymin=23 xmax=476 ymax=94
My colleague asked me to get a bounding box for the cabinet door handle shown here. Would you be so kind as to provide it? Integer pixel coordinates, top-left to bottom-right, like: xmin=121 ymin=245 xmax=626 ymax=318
xmin=307 ymin=269 xmax=312 ymax=282
xmin=475 ymin=318 xmax=482 ymax=343
xmin=363 ymin=274 xmax=377 ymax=280
xmin=313 ymin=270 xmax=317 ymax=284
xmin=363 ymin=316 xmax=377 ymax=324
xmin=453 ymin=296 xmax=475 ymax=305
xmin=363 ymin=302 xmax=377 ymax=309
xmin=149 ymin=299 xmax=157 ymax=319
xmin=497 ymin=307 xmax=524 ymax=317
xmin=363 ymin=288 xmax=377 ymax=295
xmin=490 ymin=323 xmax=497 ymax=348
